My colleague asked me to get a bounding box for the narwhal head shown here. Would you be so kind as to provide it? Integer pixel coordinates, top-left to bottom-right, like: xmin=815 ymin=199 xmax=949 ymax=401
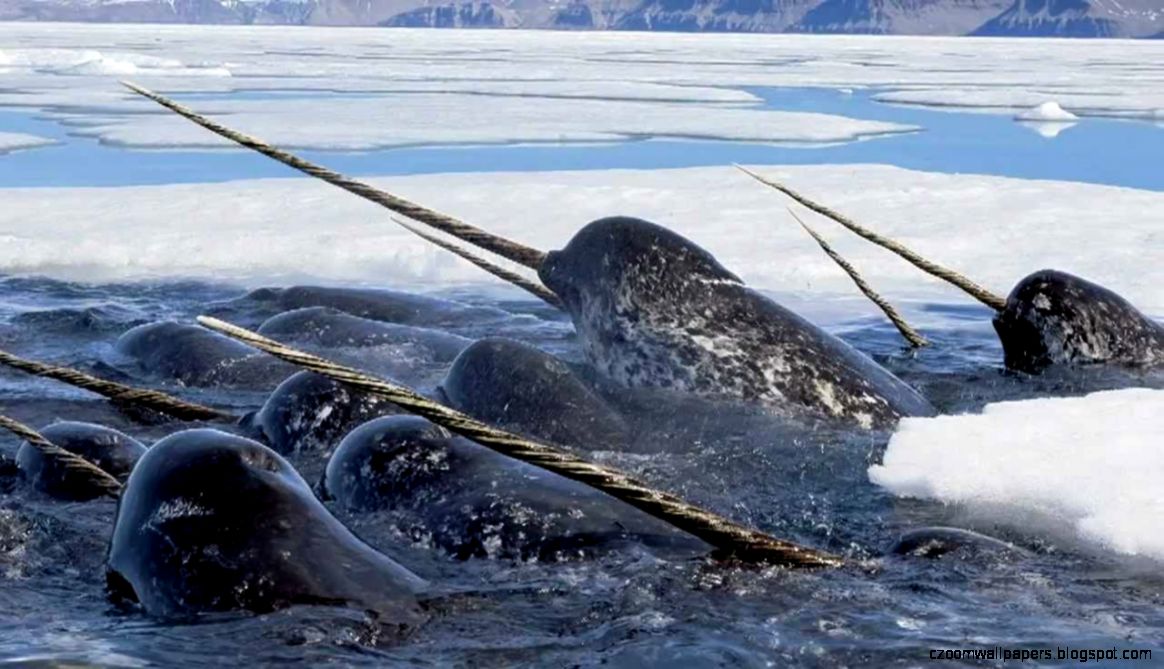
xmin=993 ymin=269 xmax=1164 ymax=372
xmin=540 ymin=216 xmax=741 ymax=315
xmin=106 ymin=428 xmax=426 ymax=620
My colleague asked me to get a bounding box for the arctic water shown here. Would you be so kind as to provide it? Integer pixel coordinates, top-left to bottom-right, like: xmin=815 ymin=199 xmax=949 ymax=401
xmin=1 ymin=87 xmax=1163 ymax=190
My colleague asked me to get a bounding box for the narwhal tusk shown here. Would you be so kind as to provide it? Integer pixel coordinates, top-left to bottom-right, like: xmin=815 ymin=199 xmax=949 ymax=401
xmin=391 ymin=217 xmax=563 ymax=310
xmin=0 ymin=348 xmax=229 ymax=422
xmin=197 ymin=315 xmax=844 ymax=569
xmin=121 ymin=81 xmax=548 ymax=271
xmin=0 ymin=414 xmax=122 ymax=499
xmin=736 ymin=165 xmax=1008 ymax=312
xmin=787 ymin=208 xmax=929 ymax=348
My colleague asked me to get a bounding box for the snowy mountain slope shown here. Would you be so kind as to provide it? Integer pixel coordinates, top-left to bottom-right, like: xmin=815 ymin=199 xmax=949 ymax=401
xmin=612 ymin=0 xmax=816 ymax=33
xmin=0 ymin=0 xmax=1160 ymax=35
xmin=789 ymin=0 xmax=1010 ymax=35
xmin=973 ymin=0 xmax=1164 ymax=38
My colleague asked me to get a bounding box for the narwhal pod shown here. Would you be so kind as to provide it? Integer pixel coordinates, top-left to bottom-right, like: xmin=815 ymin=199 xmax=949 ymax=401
xmin=17 ymin=421 xmax=146 ymax=501
xmin=215 ymin=285 xmax=511 ymax=329
xmin=993 ymin=270 xmax=1164 ymax=374
xmin=115 ymin=95 xmax=926 ymax=430
xmin=747 ymin=178 xmax=1164 ymax=376
xmin=324 ymin=416 xmax=708 ymax=561
xmin=539 ymin=217 xmax=935 ymax=429
xmin=114 ymin=321 xmax=295 ymax=388
xmin=435 ymin=337 xmax=630 ymax=449
xmin=106 ymin=429 xmax=427 ymax=620
xmin=256 ymin=306 xmax=472 ymax=362
xmin=239 ymin=370 xmax=402 ymax=455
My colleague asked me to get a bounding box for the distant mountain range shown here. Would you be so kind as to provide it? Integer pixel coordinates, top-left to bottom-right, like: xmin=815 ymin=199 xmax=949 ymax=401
xmin=1 ymin=0 xmax=1161 ymax=37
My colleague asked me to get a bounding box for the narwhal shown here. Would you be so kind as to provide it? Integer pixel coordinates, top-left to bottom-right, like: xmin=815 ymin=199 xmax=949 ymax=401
xmin=122 ymin=83 xmax=934 ymax=429
xmin=738 ymin=166 xmax=1164 ymax=374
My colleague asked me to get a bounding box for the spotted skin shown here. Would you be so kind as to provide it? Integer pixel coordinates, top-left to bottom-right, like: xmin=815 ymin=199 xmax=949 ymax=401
xmin=994 ymin=270 xmax=1164 ymax=374
xmin=538 ymin=217 xmax=934 ymax=429
xmin=239 ymin=371 xmax=401 ymax=455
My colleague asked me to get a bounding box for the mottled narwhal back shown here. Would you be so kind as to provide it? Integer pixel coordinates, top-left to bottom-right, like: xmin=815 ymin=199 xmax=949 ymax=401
xmin=324 ymin=415 xmax=707 ymax=561
xmin=993 ymin=270 xmax=1164 ymax=373
xmin=539 ymin=217 xmax=933 ymax=428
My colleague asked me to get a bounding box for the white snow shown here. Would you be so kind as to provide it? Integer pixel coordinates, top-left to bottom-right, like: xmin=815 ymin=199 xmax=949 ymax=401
xmin=0 ymin=164 xmax=1161 ymax=320
xmin=0 ymin=131 xmax=56 ymax=152
xmin=0 ymin=26 xmax=1163 ymax=151
xmin=1014 ymin=101 xmax=1079 ymax=123
xmin=3 ymin=47 xmax=231 ymax=78
xmin=77 ymin=97 xmax=914 ymax=151
xmin=874 ymin=86 xmax=1164 ymax=120
xmin=869 ymin=389 xmax=1164 ymax=561
xmin=61 ymin=56 xmax=140 ymax=77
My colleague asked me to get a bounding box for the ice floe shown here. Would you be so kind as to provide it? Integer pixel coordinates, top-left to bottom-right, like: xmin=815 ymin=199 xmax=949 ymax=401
xmin=4 ymin=47 xmax=231 ymax=78
xmin=80 ymin=96 xmax=914 ymax=151
xmin=0 ymin=25 xmax=1162 ymax=151
xmin=0 ymin=164 xmax=1160 ymax=319
xmin=1014 ymin=101 xmax=1078 ymax=123
xmin=0 ymin=131 xmax=56 ymax=153
xmin=870 ymin=389 xmax=1164 ymax=561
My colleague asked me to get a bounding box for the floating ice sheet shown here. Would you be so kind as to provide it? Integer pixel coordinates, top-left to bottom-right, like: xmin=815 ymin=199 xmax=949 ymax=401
xmin=0 ymin=131 xmax=56 ymax=153
xmin=2 ymin=26 xmax=1164 ymax=151
xmin=1014 ymin=101 xmax=1078 ymax=122
xmin=0 ymin=164 xmax=1160 ymax=319
xmin=870 ymin=389 xmax=1164 ymax=560
xmin=78 ymin=96 xmax=914 ymax=151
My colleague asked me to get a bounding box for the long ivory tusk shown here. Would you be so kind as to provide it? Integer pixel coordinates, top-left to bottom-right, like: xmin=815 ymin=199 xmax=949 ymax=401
xmin=737 ymin=165 xmax=1007 ymax=311
xmin=122 ymin=81 xmax=548 ymax=270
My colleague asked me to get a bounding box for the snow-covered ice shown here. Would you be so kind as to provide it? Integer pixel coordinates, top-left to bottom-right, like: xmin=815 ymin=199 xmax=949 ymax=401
xmin=0 ymin=164 xmax=1160 ymax=318
xmin=1014 ymin=101 xmax=1078 ymax=123
xmin=0 ymin=25 xmax=1163 ymax=151
xmin=869 ymin=389 xmax=1164 ymax=561
xmin=80 ymin=97 xmax=913 ymax=151
xmin=2 ymin=47 xmax=231 ymax=78
xmin=0 ymin=131 xmax=56 ymax=153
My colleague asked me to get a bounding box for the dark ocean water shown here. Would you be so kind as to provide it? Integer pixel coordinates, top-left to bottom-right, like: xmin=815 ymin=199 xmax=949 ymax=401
xmin=0 ymin=275 xmax=1161 ymax=668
